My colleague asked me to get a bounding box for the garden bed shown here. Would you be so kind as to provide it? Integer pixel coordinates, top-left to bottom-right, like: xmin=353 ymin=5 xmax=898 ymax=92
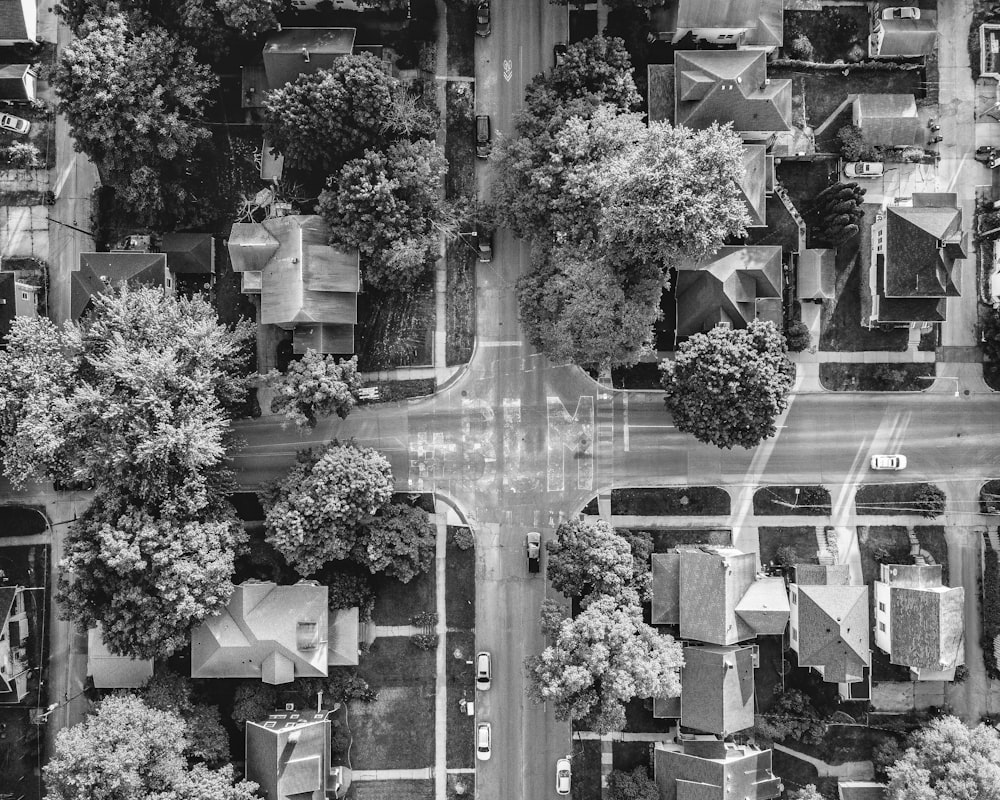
xmin=820 ymin=363 xmax=936 ymax=391
xmin=445 ymin=631 xmax=475 ymax=768
xmin=757 ymin=526 xmax=820 ymax=568
xmin=753 ymin=486 xmax=832 ymax=516
xmin=445 ymin=526 xmax=475 ymax=629
xmin=370 ymin=378 xmax=436 ymax=403
xmin=783 ymin=7 xmax=869 ymax=63
xmin=611 ymin=487 xmax=730 ymax=516
xmin=571 ymin=739 xmax=603 ymax=800
xmin=855 ymin=483 xmax=945 ymax=516
xmin=371 ymin=565 xmax=436 ymax=626
xmin=350 ymin=779 xmax=434 ymax=800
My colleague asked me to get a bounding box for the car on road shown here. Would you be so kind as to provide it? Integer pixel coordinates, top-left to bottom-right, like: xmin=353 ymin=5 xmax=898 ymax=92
xmin=977 ymin=146 xmax=1000 ymax=168
xmin=0 ymin=113 xmax=29 ymax=135
xmin=554 ymin=42 xmax=568 ymax=67
xmin=844 ymin=161 xmax=884 ymax=179
xmin=882 ymin=6 xmax=920 ymax=19
xmin=475 ymin=651 xmax=491 ymax=690
xmin=476 ymin=722 xmax=491 ymax=761
xmin=478 ymin=229 xmax=493 ymax=263
xmin=526 ymin=531 xmax=541 ymax=573
xmin=556 ymin=758 xmax=571 ymax=795
xmin=871 ymin=454 xmax=907 ymax=470
xmin=475 ymin=0 xmax=490 ymax=36
xmin=476 ymin=114 xmax=491 ymax=159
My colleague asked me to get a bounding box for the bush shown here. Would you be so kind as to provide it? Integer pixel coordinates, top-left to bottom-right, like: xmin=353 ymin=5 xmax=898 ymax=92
xmin=786 ymin=320 xmax=811 ymax=352
xmin=411 ymin=610 xmax=438 ymax=627
xmin=411 ymin=632 xmax=438 ymax=650
xmin=452 ymin=526 xmax=475 ymax=550
xmin=4 ymin=141 xmax=40 ymax=168
xmin=837 ymin=125 xmax=865 ymax=162
xmin=915 ymin=485 xmax=946 ymax=518
xmin=788 ymin=34 xmax=815 ymax=61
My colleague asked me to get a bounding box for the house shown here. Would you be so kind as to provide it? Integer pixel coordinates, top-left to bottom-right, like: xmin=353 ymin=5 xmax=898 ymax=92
xmin=654 ymin=737 xmax=782 ymax=800
xmin=70 ymin=262 xmax=108 ymax=321
xmin=0 ymin=586 xmax=29 ymax=704
xmin=162 ymin=233 xmax=215 ymax=275
xmin=789 ymin=564 xmax=869 ymax=684
xmin=654 ymin=645 xmax=756 ymax=736
xmin=0 ymin=64 xmax=36 ymax=101
xmin=0 ymin=271 xmax=38 ymax=343
xmin=870 ymin=18 xmax=936 ymax=58
xmin=797 ymin=249 xmax=836 ymax=302
xmin=228 ymin=215 xmax=360 ymax=354
xmin=674 ymin=245 xmax=783 ymax=338
xmin=838 ymin=780 xmax=887 ymax=800
xmin=191 ymin=580 xmax=330 ymax=684
xmin=650 ymin=0 xmax=784 ymax=52
xmin=265 ymin=27 xmax=356 ymax=89
xmin=868 ymin=193 xmax=966 ymax=326
xmin=246 ymin=709 xmax=344 ymax=800
xmin=0 ymin=0 xmax=35 ymax=46
xmin=852 ymin=94 xmax=918 ymax=148
xmin=79 ymin=252 xmax=175 ymax=293
xmin=874 ymin=563 xmax=964 ymax=680
xmin=327 ymin=607 xmax=360 ymax=667
xmin=87 ymin=625 xmax=154 ymax=689
xmin=651 ymin=547 xmax=789 ymax=645
xmin=674 ymin=50 xmax=793 ymax=141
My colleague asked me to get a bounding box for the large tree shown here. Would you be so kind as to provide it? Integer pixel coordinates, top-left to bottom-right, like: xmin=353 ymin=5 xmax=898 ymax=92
xmin=353 ymin=502 xmax=436 ymax=584
xmin=264 ymin=54 xmax=399 ymax=172
xmin=886 ymin=716 xmax=1000 ymax=800
xmin=606 ymin=767 xmax=659 ymax=800
xmin=138 ymin=670 xmax=229 ymax=765
xmin=58 ymin=490 xmax=246 ymax=659
xmin=545 ymin=518 xmax=636 ymax=603
xmin=526 ymin=594 xmax=682 ymax=733
xmin=43 ymin=695 xmax=258 ymax=800
xmin=263 ymin=443 xmax=395 ymax=575
xmin=661 ymin=319 xmax=796 ymax=450
xmin=261 ymin=351 xmax=363 ymax=430
xmin=317 ymin=138 xmax=449 ymax=288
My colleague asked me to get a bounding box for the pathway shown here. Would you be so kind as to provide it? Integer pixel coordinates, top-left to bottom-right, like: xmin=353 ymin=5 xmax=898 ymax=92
xmin=772 ymin=743 xmax=874 ymax=779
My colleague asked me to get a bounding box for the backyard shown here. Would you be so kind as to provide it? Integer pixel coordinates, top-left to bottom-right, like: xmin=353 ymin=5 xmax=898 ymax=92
xmin=783 ymin=7 xmax=869 ymax=63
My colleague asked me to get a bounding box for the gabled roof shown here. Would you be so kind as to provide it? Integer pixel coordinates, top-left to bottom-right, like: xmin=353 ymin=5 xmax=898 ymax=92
xmin=162 ymin=233 xmax=214 ymax=275
xmin=246 ymin=710 xmax=331 ymax=800
xmin=740 ymin=145 xmax=768 ymax=227
xmin=87 ymin=626 xmax=154 ymax=689
xmin=884 ymin=194 xmax=964 ymax=299
xmin=675 ymin=51 xmax=792 ymax=134
xmin=651 ymin=0 xmax=782 ymax=48
xmin=70 ymin=262 xmax=107 ymax=321
xmin=675 ymin=245 xmax=782 ymax=337
xmin=853 ymin=94 xmax=918 ymax=147
xmin=680 ymin=645 xmax=755 ymax=735
xmin=877 ymin=18 xmax=937 ymax=56
xmin=79 ymin=252 xmax=168 ymax=289
xmin=0 ymin=64 xmax=33 ymax=100
xmin=191 ymin=581 xmax=329 ymax=684
xmin=0 ymin=0 xmax=32 ymax=42
xmin=875 ymin=256 xmax=948 ymax=323
xmin=794 ymin=584 xmax=869 ymax=683
xmin=798 ymin=249 xmax=836 ymax=300
xmin=745 ymin=0 xmax=783 ymax=48
xmin=880 ymin=564 xmax=964 ymax=671
xmin=263 ymin=28 xmax=357 ymax=90
xmin=654 ymin=740 xmax=783 ymax=800
xmin=680 ymin=548 xmax=758 ymax=644
xmin=794 ymin=563 xmax=851 ymax=586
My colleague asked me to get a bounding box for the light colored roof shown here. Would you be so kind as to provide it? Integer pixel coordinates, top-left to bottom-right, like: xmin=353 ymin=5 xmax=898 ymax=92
xmin=795 ymin=563 xmax=851 ymax=586
xmin=328 ymin=607 xmax=359 ymax=666
xmin=881 ymin=565 xmax=965 ymax=670
xmin=87 ymin=626 xmax=154 ymax=689
xmin=740 ymin=145 xmax=767 ymax=227
xmin=798 ymin=249 xmax=836 ymax=299
xmin=878 ymin=18 xmax=937 ymax=56
xmin=839 ymin=781 xmax=887 ymax=800
xmin=734 ymin=576 xmax=789 ymax=635
xmin=246 ymin=710 xmax=331 ymax=800
xmin=680 ymin=645 xmax=755 ymax=735
xmin=191 ymin=581 xmax=329 ymax=684
xmin=680 ymin=548 xmax=759 ymax=644
xmin=853 ymin=94 xmax=918 ymax=147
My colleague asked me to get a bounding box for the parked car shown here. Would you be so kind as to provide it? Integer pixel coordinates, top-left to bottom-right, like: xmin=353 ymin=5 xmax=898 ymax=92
xmin=478 ymin=229 xmax=493 ymax=263
xmin=556 ymin=758 xmax=572 ymax=795
xmin=476 ymin=114 xmax=491 ymax=159
xmin=475 ymin=651 xmax=491 ymax=690
xmin=526 ymin=531 xmax=541 ymax=573
xmin=882 ymin=6 xmax=920 ymax=19
xmin=977 ymin=146 xmax=1000 ymax=168
xmin=0 ymin=113 xmax=29 ymax=135
xmin=554 ymin=42 xmax=568 ymax=67
xmin=871 ymin=454 xmax=907 ymax=470
xmin=844 ymin=161 xmax=884 ymax=179
xmin=476 ymin=0 xmax=490 ymax=36
xmin=476 ymin=722 xmax=491 ymax=761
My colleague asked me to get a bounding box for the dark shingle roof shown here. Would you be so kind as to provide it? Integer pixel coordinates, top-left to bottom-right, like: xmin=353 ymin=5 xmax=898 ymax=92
xmin=680 ymin=645 xmax=755 ymax=735
xmin=79 ymin=252 xmax=168 ymax=290
xmin=70 ymin=263 xmax=107 ymax=321
xmin=263 ymin=28 xmax=357 ymax=90
xmin=795 ymin=584 xmax=869 ymax=682
xmin=162 ymin=233 xmax=214 ymax=275
xmin=0 ymin=0 xmax=31 ymax=42
xmin=884 ymin=194 xmax=963 ymax=301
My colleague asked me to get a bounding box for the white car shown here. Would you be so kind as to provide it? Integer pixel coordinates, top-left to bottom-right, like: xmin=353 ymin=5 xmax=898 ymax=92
xmin=0 ymin=113 xmax=29 ymax=135
xmin=871 ymin=454 xmax=907 ymax=470
xmin=845 ymin=161 xmax=884 ymax=179
xmin=882 ymin=6 xmax=920 ymax=19
xmin=476 ymin=722 xmax=491 ymax=761
xmin=475 ymin=651 xmax=491 ymax=691
xmin=556 ymin=758 xmax=572 ymax=795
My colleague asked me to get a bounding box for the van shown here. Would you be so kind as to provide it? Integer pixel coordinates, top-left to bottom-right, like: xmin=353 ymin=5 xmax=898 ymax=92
xmin=476 ymin=115 xmax=491 ymax=159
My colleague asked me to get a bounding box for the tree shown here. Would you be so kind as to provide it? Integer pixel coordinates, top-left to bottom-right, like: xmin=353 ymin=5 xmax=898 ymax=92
xmin=264 ymin=54 xmax=400 ymax=172
xmin=57 ymin=490 xmax=247 ymax=660
xmin=51 ymin=13 xmax=216 ymax=223
xmin=788 ymin=34 xmax=815 ymax=61
xmin=262 ymin=351 xmax=363 ymax=430
xmin=539 ymin=598 xmax=567 ymax=639
xmin=753 ymin=688 xmax=826 ymax=746
xmin=887 ymin=716 xmax=1000 ymax=800
xmin=915 ymin=485 xmax=946 ymax=518
xmin=526 ymin=594 xmax=682 ymax=733
xmin=786 ymin=320 xmax=812 ymax=352
xmin=661 ymin=320 xmax=796 ymax=450
xmin=837 ymin=125 xmax=864 ymax=161
xmin=214 ymin=0 xmax=280 ymax=36
xmin=812 ymin=181 xmax=866 ymax=246
xmin=310 ymin=565 xmax=377 ymax=620
xmin=606 ymin=767 xmax=659 ymax=800
xmin=618 ymin=528 xmax=653 ymax=603
xmin=43 ymin=695 xmax=258 ymax=800
xmin=353 ymin=502 xmax=436 ymax=583
xmin=263 ymin=443 xmax=395 ymax=575
xmin=317 ymin=138 xmax=449 ymax=288
xmin=873 ymin=737 xmax=905 ymax=781
xmin=545 ymin=518 xmax=636 ymax=602
xmin=789 ymin=786 xmax=824 ymax=800
xmin=231 ymin=683 xmax=279 ymax=730
xmin=138 ymin=670 xmax=229 ymax=765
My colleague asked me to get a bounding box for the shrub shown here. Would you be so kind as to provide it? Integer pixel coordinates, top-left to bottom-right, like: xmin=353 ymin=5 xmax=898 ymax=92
xmin=452 ymin=526 xmax=475 ymax=550
xmin=411 ymin=632 xmax=438 ymax=650
xmin=788 ymin=34 xmax=815 ymax=61
xmin=915 ymin=485 xmax=946 ymax=518
xmin=4 ymin=141 xmax=40 ymax=168
xmin=837 ymin=125 xmax=865 ymax=162
xmin=411 ymin=610 xmax=438 ymax=628
xmin=786 ymin=320 xmax=811 ymax=352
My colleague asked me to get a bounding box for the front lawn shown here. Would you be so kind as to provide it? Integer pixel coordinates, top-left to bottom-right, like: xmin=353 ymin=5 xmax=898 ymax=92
xmin=444 ymin=81 xmax=476 ymax=367
xmin=612 ymin=741 xmax=651 ymax=772
xmin=349 ymin=686 xmax=434 ymax=769
xmin=756 ymin=526 xmax=819 ymax=567
xmin=356 ymin=281 xmax=436 ymax=371
xmin=820 ymin=363 xmax=935 ymax=391
xmin=445 ymin=631 xmax=475 ymax=768
xmin=350 ymin=780 xmax=434 ymax=800
xmin=855 ymin=483 xmax=944 ymax=516
xmin=611 ymin=487 xmax=731 ymax=516
xmin=636 ymin=528 xmax=731 ymax=552
xmin=571 ymin=739 xmax=603 ymax=800
xmin=783 ymin=7 xmax=869 ymax=63
xmin=983 ymin=533 xmax=1000 ymax=678
xmin=791 ymin=724 xmax=903 ymax=766
xmin=371 ymin=562 xmax=437 ymax=625
xmin=914 ymin=525 xmax=948 ymax=577
xmin=753 ymin=486 xmax=832 ymax=516
xmin=445 ymin=526 xmax=475 ymax=629
xmin=856 ymin=525 xmax=910 ymax=586
xmin=357 ymin=636 xmax=436 ymax=689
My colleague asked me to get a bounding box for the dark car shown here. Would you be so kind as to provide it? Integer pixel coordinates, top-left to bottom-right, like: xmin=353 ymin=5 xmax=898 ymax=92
xmin=554 ymin=42 xmax=568 ymax=67
xmin=476 ymin=0 xmax=490 ymax=36
xmin=475 ymin=114 xmax=491 ymax=159
xmin=477 ymin=229 xmax=493 ymax=263
xmin=977 ymin=145 xmax=1000 ymax=168
xmin=526 ymin=531 xmax=541 ymax=573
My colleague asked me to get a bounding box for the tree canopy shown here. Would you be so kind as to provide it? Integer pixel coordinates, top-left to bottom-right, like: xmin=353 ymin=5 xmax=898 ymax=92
xmin=545 ymin=518 xmax=642 ymax=603
xmin=354 ymin=502 xmax=436 ymax=583
xmin=262 ymin=351 xmax=363 ymax=430
xmin=606 ymin=767 xmax=660 ymax=800
xmin=137 ymin=670 xmax=230 ymax=765
xmin=661 ymin=320 xmax=796 ymax=449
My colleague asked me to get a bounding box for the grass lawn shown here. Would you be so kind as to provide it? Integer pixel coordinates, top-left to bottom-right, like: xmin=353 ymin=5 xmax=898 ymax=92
xmin=445 ymin=631 xmax=475 ymax=769
xmin=757 ymin=526 xmax=819 ymax=568
xmin=349 ymin=779 xmax=435 ymax=800
xmin=623 ymin=697 xmax=675 ymax=734
xmin=914 ymin=525 xmax=948 ymax=576
xmin=349 ymin=685 xmax=436 ymax=770
xmin=984 ymin=535 xmax=1000 ymax=679
xmin=445 ymin=0 xmax=475 ymax=76
xmin=981 ymin=479 xmax=1000 ymax=513
xmin=855 ymin=483 xmax=943 ymax=516
xmin=611 ymin=487 xmax=730 ymax=516
xmin=444 ymin=81 xmax=476 ymax=367
xmin=774 ymin=160 xmax=839 ymax=245
xmin=371 ymin=566 xmax=436 ymax=625
xmin=612 ymin=741 xmax=651 ymax=772
xmin=445 ymin=527 xmax=475 ymax=629
xmin=447 ymin=774 xmax=475 ymax=800
xmin=820 ymin=363 xmax=935 ymax=391
xmin=871 ymin=644 xmax=911 ymax=683
xmin=356 ymin=281 xmax=436 ymax=371
xmin=791 ymin=724 xmax=902 ymax=765
xmin=611 ymin=361 xmax=663 ymax=390
xmin=784 ymin=8 xmax=869 ymax=63
xmin=0 ymin=707 xmax=42 ymax=800
xmin=771 ymin=749 xmax=820 ymax=796
xmin=0 ymin=505 xmax=46 ymax=536
xmin=755 ymin=635 xmax=785 ymax=713
xmin=358 ymin=636 xmax=436 ymax=689
xmin=371 ymin=378 xmax=436 ymax=402
xmin=856 ymin=526 xmax=910 ymax=586
xmin=571 ymin=739 xmax=603 ymax=800
xmin=753 ymin=486 xmax=832 ymax=516
xmin=633 ymin=528 xmax=732 ymax=553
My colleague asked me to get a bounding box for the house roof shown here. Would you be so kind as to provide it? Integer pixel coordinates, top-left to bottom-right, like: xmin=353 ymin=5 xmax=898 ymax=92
xmin=0 ymin=586 xmax=20 ymax=695
xmin=838 ymin=781 xmax=887 ymax=800
xmin=652 ymin=552 xmax=681 ymax=625
xmin=675 ymin=245 xmax=782 ymax=337
xmin=328 ymin=607 xmax=359 ymax=666
xmin=875 ymin=255 xmax=948 ymax=322
xmin=0 ymin=64 xmax=32 ymax=99
xmin=798 ymin=249 xmax=836 ymax=299
xmin=740 ymin=145 xmax=768 ymax=227
xmin=745 ymin=0 xmax=783 ymax=48
xmin=880 ymin=565 xmax=964 ymax=671
xmin=162 ymin=233 xmax=214 ymax=275
xmin=884 ymin=194 xmax=964 ymax=299
xmin=87 ymin=626 xmax=154 ymax=689
xmin=794 ymin=564 xmax=851 ymax=586
xmin=654 ymin=740 xmax=783 ymax=800
xmin=70 ymin=262 xmax=107 ymax=321
xmin=191 ymin=581 xmax=329 ymax=684
xmin=675 ymin=51 xmax=792 ymax=135
xmin=878 ymin=18 xmax=937 ymax=56
xmin=734 ymin=577 xmax=789 ymax=635
xmin=651 ymin=0 xmax=782 ymax=48
xmin=853 ymin=94 xmax=918 ymax=147
xmin=794 ymin=584 xmax=869 ymax=682
xmin=0 ymin=0 xmax=31 ymax=42
xmin=79 ymin=252 xmax=168 ymax=289
xmin=679 ymin=548 xmax=758 ymax=645
xmin=680 ymin=645 xmax=755 ymax=735
xmin=263 ymin=28 xmax=357 ymax=90
xmin=246 ymin=710 xmax=330 ymax=800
